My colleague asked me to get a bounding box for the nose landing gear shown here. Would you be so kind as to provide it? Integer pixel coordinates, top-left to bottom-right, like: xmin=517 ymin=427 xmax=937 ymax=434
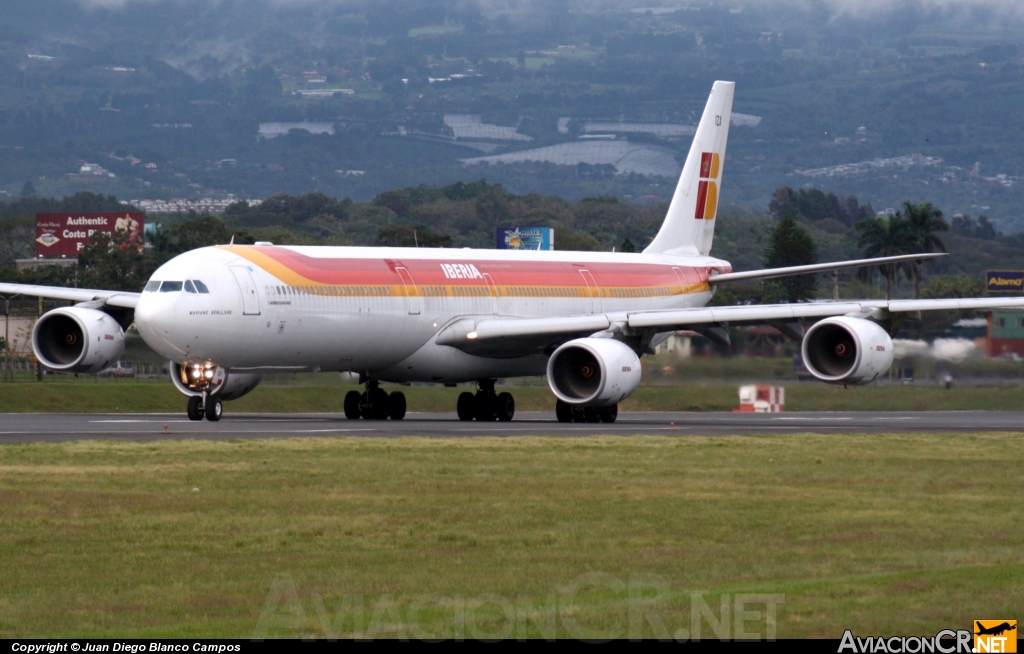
xmin=179 ymin=362 xmax=225 ymax=421
xmin=456 ymin=380 xmax=515 ymax=422
xmin=186 ymin=393 xmax=222 ymax=422
xmin=343 ymin=379 xmax=406 ymax=420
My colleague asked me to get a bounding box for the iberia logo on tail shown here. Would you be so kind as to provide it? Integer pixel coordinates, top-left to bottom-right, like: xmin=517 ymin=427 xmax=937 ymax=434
xmin=695 ymin=152 xmax=721 ymax=220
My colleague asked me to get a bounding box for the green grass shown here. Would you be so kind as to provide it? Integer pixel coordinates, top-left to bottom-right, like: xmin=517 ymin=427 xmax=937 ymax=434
xmin=1 ymin=379 xmax=1023 ymax=413
xmin=0 ymin=434 xmax=1021 ymax=638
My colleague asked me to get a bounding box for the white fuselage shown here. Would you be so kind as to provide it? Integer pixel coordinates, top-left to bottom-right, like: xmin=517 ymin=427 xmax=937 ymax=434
xmin=134 ymin=245 xmax=730 ymax=383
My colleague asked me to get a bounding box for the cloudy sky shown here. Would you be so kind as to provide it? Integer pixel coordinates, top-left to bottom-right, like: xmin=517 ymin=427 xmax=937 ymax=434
xmin=69 ymin=0 xmax=1024 ymax=21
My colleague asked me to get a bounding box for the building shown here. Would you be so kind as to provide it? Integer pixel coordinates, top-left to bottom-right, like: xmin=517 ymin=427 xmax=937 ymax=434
xmin=986 ymin=311 xmax=1024 ymax=357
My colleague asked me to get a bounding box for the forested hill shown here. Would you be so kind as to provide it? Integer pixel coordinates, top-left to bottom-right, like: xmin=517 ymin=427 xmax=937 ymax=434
xmin=4 ymin=1 xmax=1024 ymax=229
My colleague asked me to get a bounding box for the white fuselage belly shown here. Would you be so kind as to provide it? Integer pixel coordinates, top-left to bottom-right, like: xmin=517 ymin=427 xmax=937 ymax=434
xmin=135 ymin=245 xmax=727 ymax=383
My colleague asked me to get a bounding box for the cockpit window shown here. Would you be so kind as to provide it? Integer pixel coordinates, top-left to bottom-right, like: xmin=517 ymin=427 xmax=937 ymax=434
xmin=160 ymin=281 xmax=183 ymax=293
xmin=192 ymin=280 xmax=210 ymax=293
xmin=184 ymin=280 xmax=197 ymax=293
xmin=144 ymin=281 xmax=161 ymax=292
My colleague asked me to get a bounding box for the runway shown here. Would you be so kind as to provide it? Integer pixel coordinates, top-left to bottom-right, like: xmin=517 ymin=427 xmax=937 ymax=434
xmin=0 ymin=410 xmax=1022 ymax=442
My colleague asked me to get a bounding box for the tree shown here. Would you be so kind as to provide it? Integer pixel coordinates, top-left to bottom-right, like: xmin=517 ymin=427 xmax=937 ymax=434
xmin=950 ymin=214 xmax=997 ymax=240
xmin=150 ymin=215 xmax=253 ymax=262
xmin=78 ymin=229 xmax=156 ymax=292
xmin=620 ymin=238 xmax=636 ymax=253
xmin=20 ymin=181 xmax=36 ymax=198
xmin=763 ymin=214 xmax=817 ymax=303
xmin=900 ymin=201 xmax=948 ymax=298
xmin=375 ymin=225 xmax=451 ymax=248
xmin=918 ymin=274 xmax=987 ymax=334
xmin=373 ymin=190 xmax=412 ymax=217
xmin=856 ymin=214 xmax=915 ymax=300
xmin=554 ymin=228 xmax=600 ymax=251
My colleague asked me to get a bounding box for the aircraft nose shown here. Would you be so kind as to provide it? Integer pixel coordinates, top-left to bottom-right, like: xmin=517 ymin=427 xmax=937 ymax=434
xmin=135 ymin=291 xmax=177 ymax=334
xmin=134 ymin=292 xmax=182 ymax=359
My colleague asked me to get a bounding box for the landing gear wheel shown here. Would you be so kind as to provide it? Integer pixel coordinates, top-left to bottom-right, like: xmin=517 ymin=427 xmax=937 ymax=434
xmin=555 ymin=399 xmax=574 ymax=423
xmin=457 ymin=392 xmax=475 ymax=421
xmin=344 ymin=390 xmax=362 ymax=419
xmin=388 ymin=391 xmax=407 ymax=420
xmin=373 ymin=389 xmax=390 ymax=420
xmin=572 ymin=406 xmax=587 ymax=423
xmin=359 ymin=391 xmax=374 ymax=419
xmin=496 ymin=392 xmax=515 ymax=422
xmin=584 ymin=407 xmax=601 ymax=423
xmin=187 ymin=396 xmax=203 ymax=421
xmin=599 ymin=404 xmax=618 ymax=423
xmin=205 ymin=396 xmax=222 ymax=422
xmin=475 ymin=391 xmax=497 ymax=421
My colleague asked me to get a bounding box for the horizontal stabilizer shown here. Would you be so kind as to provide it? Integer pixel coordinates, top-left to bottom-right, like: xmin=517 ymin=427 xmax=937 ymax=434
xmin=708 ymin=253 xmax=947 ymax=285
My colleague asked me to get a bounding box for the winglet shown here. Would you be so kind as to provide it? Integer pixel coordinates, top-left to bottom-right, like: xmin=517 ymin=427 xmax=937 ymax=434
xmin=644 ymin=80 xmax=734 ymax=257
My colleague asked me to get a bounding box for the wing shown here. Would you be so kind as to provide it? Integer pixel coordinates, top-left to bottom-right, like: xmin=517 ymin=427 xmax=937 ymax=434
xmin=437 ymin=297 xmax=1024 ymax=357
xmin=0 ymin=283 xmax=139 ymax=309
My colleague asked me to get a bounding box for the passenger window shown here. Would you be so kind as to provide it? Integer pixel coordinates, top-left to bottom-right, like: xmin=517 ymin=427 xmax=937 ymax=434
xmin=184 ymin=280 xmax=197 ymax=293
xmin=193 ymin=280 xmax=210 ymax=293
xmin=160 ymin=281 xmax=183 ymax=292
xmin=144 ymin=281 xmax=160 ymax=292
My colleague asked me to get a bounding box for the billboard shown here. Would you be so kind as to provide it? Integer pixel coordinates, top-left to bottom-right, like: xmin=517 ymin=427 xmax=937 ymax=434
xmin=497 ymin=227 xmax=554 ymax=251
xmin=36 ymin=212 xmax=144 ymax=258
xmin=986 ymin=270 xmax=1024 ymax=294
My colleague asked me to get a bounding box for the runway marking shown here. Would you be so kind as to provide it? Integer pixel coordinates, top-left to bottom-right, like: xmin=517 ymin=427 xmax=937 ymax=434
xmin=91 ymin=419 xmax=190 ymax=423
xmin=3 ymin=428 xmax=378 ymax=435
xmin=774 ymin=417 xmax=853 ymax=421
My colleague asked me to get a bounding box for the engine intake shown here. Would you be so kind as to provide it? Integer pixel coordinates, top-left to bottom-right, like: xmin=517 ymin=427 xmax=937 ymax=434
xmin=801 ymin=316 xmax=894 ymax=385
xmin=32 ymin=307 xmax=125 ymax=374
xmin=547 ymin=337 xmax=642 ymax=406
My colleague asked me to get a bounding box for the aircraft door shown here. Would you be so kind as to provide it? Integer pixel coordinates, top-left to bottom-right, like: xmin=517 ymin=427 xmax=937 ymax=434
xmin=482 ymin=273 xmax=499 ymax=315
xmin=395 ymin=267 xmax=422 ymax=315
xmin=228 ymin=265 xmax=261 ymax=316
xmin=579 ymin=269 xmax=601 ymax=314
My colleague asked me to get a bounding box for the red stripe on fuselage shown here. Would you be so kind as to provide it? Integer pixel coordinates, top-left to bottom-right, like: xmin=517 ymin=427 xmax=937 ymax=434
xmin=242 ymin=246 xmax=718 ymax=289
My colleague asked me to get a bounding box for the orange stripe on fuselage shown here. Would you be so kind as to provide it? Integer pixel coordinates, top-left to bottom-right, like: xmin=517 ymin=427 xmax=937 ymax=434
xmin=217 ymin=245 xmax=712 ymax=297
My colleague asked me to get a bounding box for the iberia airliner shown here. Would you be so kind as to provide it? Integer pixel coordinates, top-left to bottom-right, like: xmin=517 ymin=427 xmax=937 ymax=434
xmin=4 ymin=81 xmax=1022 ymax=422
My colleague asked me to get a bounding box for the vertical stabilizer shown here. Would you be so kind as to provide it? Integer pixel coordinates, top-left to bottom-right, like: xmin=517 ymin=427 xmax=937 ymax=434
xmin=644 ymin=81 xmax=734 ymax=256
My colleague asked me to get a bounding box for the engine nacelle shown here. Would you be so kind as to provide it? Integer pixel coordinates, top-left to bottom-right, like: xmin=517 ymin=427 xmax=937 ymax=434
xmin=801 ymin=316 xmax=894 ymax=385
xmin=32 ymin=307 xmax=125 ymax=374
xmin=169 ymin=361 xmax=261 ymax=400
xmin=547 ymin=337 xmax=642 ymax=406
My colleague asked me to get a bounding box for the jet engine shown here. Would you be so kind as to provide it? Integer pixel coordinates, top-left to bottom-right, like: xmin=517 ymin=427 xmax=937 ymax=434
xmin=169 ymin=361 xmax=261 ymax=400
xmin=32 ymin=307 xmax=125 ymax=374
xmin=801 ymin=316 xmax=894 ymax=385
xmin=547 ymin=337 xmax=642 ymax=406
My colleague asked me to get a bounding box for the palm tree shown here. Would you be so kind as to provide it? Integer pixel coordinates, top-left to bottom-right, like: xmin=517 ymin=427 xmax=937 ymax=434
xmin=901 ymin=201 xmax=948 ymax=298
xmin=856 ymin=214 xmax=915 ymax=300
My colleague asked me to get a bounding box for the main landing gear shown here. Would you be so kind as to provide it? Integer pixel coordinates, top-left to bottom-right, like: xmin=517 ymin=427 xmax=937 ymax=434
xmin=555 ymin=399 xmax=617 ymax=424
xmin=457 ymin=380 xmax=515 ymax=422
xmin=186 ymin=394 xmax=222 ymax=422
xmin=344 ymin=379 xmax=407 ymax=420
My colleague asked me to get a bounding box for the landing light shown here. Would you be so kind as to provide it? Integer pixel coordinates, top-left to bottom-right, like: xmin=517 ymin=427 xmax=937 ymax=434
xmin=467 ymin=331 xmax=478 ymax=340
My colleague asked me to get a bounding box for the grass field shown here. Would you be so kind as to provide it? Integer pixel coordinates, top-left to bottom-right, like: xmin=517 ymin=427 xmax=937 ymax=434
xmin=0 ymin=380 xmax=1023 ymax=414
xmin=1 ymin=434 xmax=1021 ymax=638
